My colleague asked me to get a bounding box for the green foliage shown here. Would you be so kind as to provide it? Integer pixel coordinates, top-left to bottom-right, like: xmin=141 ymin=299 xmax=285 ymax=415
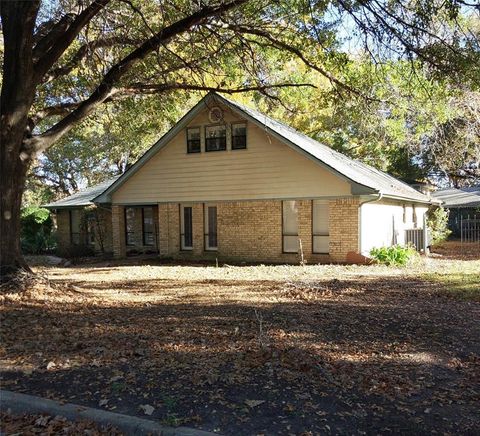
xmin=21 ymin=0 xmax=480 ymax=205
xmin=427 ymin=207 xmax=452 ymax=245
xmin=20 ymin=207 xmax=55 ymax=254
xmin=370 ymin=245 xmax=417 ymax=266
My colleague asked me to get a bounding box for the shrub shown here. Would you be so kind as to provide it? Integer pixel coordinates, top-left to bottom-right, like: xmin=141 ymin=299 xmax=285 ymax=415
xmin=370 ymin=244 xmax=417 ymax=266
xmin=20 ymin=207 xmax=56 ymax=254
xmin=427 ymin=207 xmax=452 ymax=245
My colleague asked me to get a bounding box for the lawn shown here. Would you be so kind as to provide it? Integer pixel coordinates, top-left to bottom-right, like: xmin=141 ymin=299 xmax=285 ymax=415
xmin=1 ymin=248 xmax=479 ymax=434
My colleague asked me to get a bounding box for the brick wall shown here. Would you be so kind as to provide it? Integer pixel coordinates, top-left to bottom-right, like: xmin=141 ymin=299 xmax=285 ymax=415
xmin=112 ymin=205 xmax=159 ymax=257
xmin=217 ymin=200 xmax=290 ymax=262
xmin=328 ymin=198 xmax=360 ymax=262
xmin=112 ymin=205 xmax=126 ymax=258
xmin=158 ymin=203 xmax=180 ymax=256
xmin=58 ymin=199 xmax=361 ymax=263
xmin=155 ymin=199 xmax=357 ymax=263
xmin=93 ymin=207 xmax=113 ymax=253
xmin=55 ymin=207 xmax=113 ymax=255
xmin=56 ymin=210 xmax=71 ymax=253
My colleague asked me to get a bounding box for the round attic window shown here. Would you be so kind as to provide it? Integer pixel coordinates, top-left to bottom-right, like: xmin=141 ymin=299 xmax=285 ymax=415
xmin=208 ymin=106 xmax=224 ymax=123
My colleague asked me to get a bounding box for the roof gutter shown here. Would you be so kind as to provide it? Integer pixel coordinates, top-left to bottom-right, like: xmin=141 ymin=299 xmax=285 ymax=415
xmin=358 ymin=192 xmax=383 ymax=256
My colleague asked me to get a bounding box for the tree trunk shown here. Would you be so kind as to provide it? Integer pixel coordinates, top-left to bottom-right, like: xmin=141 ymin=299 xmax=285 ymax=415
xmin=0 ymin=138 xmax=32 ymax=280
xmin=0 ymin=1 xmax=39 ymax=280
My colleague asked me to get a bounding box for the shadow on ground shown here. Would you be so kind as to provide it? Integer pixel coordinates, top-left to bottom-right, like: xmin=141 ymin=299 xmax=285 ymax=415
xmin=1 ymin=274 xmax=479 ymax=435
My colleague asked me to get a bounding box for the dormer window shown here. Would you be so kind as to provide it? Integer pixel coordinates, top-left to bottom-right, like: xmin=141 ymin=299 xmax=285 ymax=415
xmin=232 ymin=122 xmax=247 ymax=149
xmin=205 ymin=125 xmax=226 ymax=151
xmin=186 ymin=127 xmax=201 ymax=153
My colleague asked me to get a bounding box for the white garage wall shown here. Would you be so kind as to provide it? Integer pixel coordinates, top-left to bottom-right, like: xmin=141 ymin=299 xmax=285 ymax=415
xmin=360 ymin=200 xmax=428 ymax=255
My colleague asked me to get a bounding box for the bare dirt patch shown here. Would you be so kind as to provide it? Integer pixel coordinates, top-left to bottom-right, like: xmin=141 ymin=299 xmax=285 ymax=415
xmin=1 ymin=259 xmax=479 ymax=434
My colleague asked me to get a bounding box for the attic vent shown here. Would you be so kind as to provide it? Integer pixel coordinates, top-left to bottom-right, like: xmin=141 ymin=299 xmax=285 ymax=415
xmin=209 ymin=106 xmax=223 ymax=123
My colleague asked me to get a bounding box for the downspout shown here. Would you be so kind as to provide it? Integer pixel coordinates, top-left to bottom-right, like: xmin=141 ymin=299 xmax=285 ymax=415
xmin=358 ymin=192 xmax=383 ymax=256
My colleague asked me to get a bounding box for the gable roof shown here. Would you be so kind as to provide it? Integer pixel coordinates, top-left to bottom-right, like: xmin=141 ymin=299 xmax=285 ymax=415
xmin=432 ymin=186 xmax=480 ymax=208
xmin=43 ymin=176 xmax=120 ymax=209
xmin=221 ymin=96 xmax=430 ymax=203
xmin=89 ymin=92 xmax=432 ymax=204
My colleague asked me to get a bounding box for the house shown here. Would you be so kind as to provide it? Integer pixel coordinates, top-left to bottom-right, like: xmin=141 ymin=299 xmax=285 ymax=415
xmin=432 ymin=186 xmax=480 ymax=236
xmin=44 ymin=92 xmax=436 ymax=263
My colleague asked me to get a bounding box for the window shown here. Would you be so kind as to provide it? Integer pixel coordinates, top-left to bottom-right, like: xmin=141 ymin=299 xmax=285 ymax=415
xmin=403 ymin=204 xmax=407 ymax=224
xmin=180 ymin=205 xmax=193 ymax=250
xmin=231 ymin=123 xmax=247 ymax=149
xmin=204 ymin=205 xmax=218 ymax=251
xmin=125 ymin=207 xmax=135 ymax=246
xmin=412 ymin=204 xmax=417 ymax=228
xmin=86 ymin=213 xmax=96 ymax=246
xmin=70 ymin=210 xmax=81 ymax=245
xmin=205 ymin=125 xmax=226 ymax=151
xmin=142 ymin=207 xmax=155 ymax=246
xmin=187 ymin=127 xmax=201 ymax=153
xmin=282 ymin=200 xmax=298 ymax=253
xmin=312 ymin=200 xmax=329 ymax=254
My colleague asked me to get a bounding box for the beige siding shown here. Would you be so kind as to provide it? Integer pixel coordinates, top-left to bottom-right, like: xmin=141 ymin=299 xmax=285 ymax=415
xmin=360 ymin=200 xmax=428 ymax=255
xmin=112 ymin=104 xmax=351 ymax=203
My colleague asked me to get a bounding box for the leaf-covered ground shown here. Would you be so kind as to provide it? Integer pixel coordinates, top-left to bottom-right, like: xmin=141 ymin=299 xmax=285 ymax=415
xmin=0 ymin=412 xmax=122 ymax=435
xmin=1 ymin=246 xmax=479 ymax=435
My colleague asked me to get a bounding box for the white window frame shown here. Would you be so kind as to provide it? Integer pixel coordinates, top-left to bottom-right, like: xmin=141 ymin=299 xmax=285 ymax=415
xmin=180 ymin=204 xmax=193 ymax=250
xmin=204 ymin=204 xmax=218 ymax=251
xmin=282 ymin=200 xmax=299 ymax=253
xmin=312 ymin=200 xmax=330 ymax=254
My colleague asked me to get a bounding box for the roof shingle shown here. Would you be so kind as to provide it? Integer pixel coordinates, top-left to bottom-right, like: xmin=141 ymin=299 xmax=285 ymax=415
xmin=43 ymin=177 xmax=120 ymax=209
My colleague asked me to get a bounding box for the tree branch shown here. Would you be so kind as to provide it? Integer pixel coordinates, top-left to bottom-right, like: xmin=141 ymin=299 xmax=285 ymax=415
xmin=29 ymin=102 xmax=82 ymax=127
xmin=33 ymin=0 xmax=111 ymax=82
xmin=28 ymin=80 xmax=315 ymax=135
xmin=118 ymin=82 xmax=316 ymax=96
xmin=43 ymin=36 xmax=142 ymax=83
xmin=225 ymin=24 xmax=377 ymax=101
xmin=23 ymin=0 xmax=249 ymax=155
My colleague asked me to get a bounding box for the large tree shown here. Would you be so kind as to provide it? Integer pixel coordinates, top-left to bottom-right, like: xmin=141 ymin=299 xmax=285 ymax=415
xmin=1 ymin=0 xmax=478 ymax=279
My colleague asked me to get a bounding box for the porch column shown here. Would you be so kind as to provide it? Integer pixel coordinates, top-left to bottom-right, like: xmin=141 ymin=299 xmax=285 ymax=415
xmin=112 ymin=205 xmax=126 ymax=258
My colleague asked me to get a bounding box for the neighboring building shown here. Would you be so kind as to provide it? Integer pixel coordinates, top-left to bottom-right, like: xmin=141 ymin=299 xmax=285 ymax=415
xmin=432 ymin=186 xmax=480 ymax=236
xmin=44 ymin=93 xmax=436 ymax=263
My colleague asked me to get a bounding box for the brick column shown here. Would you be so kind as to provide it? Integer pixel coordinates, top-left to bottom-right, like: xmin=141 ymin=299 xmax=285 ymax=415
xmin=329 ymin=198 xmax=360 ymax=263
xmin=56 ymin=209 xmax=71 ymax=253
xmin=158 ymin=203 xmax=169 ymax=257
xmin=170 ymin=204 xmax=181 ymax=254
xmin=192 ymin=203 xmax=204 ymax=255
xmin=112 ymin=205 xmax=126 ymax=258
xmin=298 ymin=200 xmax=312 ymax=262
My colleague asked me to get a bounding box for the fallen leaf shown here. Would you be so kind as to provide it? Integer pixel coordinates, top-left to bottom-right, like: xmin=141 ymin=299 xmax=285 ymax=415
xmin=244 ymin=399 xmax=265 ymax=408
xmin=140 ymin=404 xmax=155 ymax=416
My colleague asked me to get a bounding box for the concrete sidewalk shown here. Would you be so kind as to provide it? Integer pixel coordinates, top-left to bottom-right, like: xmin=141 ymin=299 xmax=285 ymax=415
xmin=0 ymin=390 xmax=216 ymax=435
